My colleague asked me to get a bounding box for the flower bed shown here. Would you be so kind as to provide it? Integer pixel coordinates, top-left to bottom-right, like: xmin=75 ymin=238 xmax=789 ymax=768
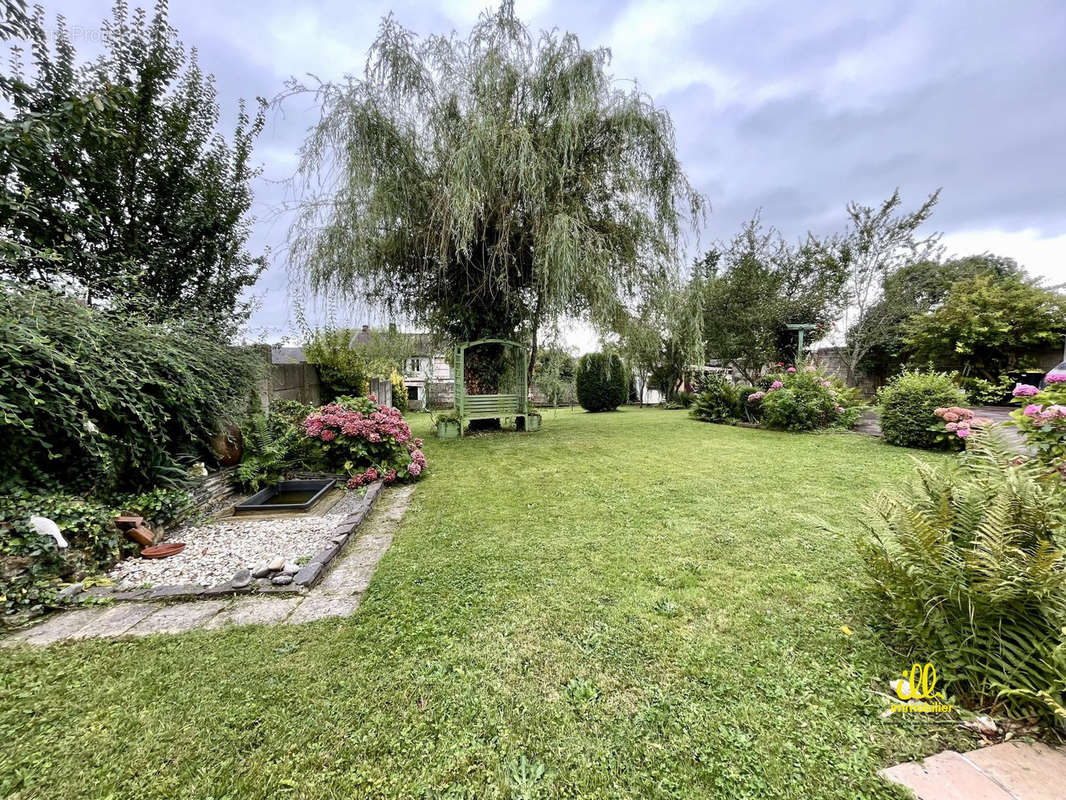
xmin=301 ymin=395 xmax=427 ymax=487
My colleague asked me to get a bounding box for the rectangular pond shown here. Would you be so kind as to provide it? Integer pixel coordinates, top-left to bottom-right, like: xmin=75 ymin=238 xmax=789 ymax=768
xmin=234 ymin=478 xmax=337 ymax=514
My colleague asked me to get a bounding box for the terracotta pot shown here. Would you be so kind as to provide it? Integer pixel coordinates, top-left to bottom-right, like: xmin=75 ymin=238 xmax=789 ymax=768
xmin=210 ymin=424 xmax=243 ymax=466
xmin=141 ymin=542 xmax=185 ymax=559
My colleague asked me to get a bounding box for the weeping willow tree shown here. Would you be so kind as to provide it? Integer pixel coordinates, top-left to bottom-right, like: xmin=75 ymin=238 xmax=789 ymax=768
xmin=286 ymin=2 xmax=703 ymax=374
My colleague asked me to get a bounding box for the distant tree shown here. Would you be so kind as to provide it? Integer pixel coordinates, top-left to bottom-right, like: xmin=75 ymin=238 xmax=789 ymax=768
xmin=903 ymin=275 xmax=1066 ymax=379
xmin=700 ymin=215 xmax=847 ymax=383
xmin=286 ymin=2 xmax=702 ymax=374
xmin=0 ymin=1 xmax=267 ymax=333
xmin=532 ymin=344 xmax=576 ymax=407
xmin=859 ymin=254 xmax=1024 ymax=379
xmin=838 ymin=189 xmax=941 ymax=383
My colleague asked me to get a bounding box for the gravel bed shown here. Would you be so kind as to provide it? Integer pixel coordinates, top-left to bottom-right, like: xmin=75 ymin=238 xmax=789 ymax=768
xmin=108 ymin=492 xmax=366 ymax=589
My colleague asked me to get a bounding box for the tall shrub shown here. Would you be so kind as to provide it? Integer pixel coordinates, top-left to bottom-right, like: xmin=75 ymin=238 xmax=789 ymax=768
xmin=0 ymin=284 xmax=262 ymax=493
xmin=575 ymin=352 xmax=627 ymax=412
xmin=878 ymin=370 xmax=967 ymax=449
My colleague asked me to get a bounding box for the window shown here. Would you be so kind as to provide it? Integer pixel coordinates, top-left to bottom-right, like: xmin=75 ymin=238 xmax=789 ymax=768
xmin=407 ymin=385 xmax=419 ymax=402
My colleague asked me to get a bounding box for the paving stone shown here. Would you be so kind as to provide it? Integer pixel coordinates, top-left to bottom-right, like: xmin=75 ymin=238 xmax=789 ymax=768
xmin=1 ymin=608 xmax=106 ymax=647
xmin=293 ymin=562 xmax=324 ymax=586
xmin=147 ymin=583 xmax=205 ymax=600
xmin=341 ymin=508 xmax=368 ymax=529
xmin=285 ymin=594 xmax=361 ymax=625
xmin=310 ymin=545 xmax=339 ymax=565
xmin=202 ymin=581 xmax=253 ymax=597
xmin=880 ymin=751 xmax=1013 ymax=800
xmin=70 ymin=602 xmax=160 ymax=639
xmin=963 ymin=742 xmax=1066 ymax=800
xmin=202 ymin=596 xmax=302 ymax=630
xmin=111 ymin=589 xmax=152 ymax=601
xmin=126 ymin=601 xmax=230 ymax=636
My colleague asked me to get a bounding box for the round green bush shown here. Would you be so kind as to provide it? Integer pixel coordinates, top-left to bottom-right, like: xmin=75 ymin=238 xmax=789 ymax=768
xmin=575 ymin=352 xmax=628 ymax=412
xmin=690 ymin=375 xmax=737 ymax=423
xmin=878 ymin=370 xmax=967 ymax=449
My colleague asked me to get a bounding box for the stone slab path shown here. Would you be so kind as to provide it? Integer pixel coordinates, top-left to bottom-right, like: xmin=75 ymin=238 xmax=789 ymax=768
xmin=880 ymin=742 xmax=1066 ymax=800
xmin=2 ymin=485 xmax=414 ymax=647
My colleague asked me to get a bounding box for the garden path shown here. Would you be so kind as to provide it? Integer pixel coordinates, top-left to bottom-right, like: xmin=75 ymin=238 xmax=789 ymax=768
xmin=880 ymin=741 xmax=1066 ymax=800
xmin=1 ymin=484 xmax=415 ymax=647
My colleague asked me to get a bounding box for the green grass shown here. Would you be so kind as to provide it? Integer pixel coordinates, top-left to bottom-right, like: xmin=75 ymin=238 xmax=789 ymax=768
xmin=0 ymin=408 xmax=972 ymax=799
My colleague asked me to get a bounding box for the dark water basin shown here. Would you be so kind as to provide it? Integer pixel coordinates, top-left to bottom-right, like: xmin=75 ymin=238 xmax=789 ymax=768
xmin=234 ymin=479 xmax=336 ymax=514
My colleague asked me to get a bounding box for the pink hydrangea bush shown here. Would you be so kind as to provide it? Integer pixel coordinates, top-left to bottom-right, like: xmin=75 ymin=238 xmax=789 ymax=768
xmin=1010 ymin=378 xmax=1066 ymax=475
xmin=758 ymin=363 xmax=863 ymax=431
xmin=301 ymin=395 xmax=427 ymax=489
xmin=932 ymin=406 xmax=992 ymax=443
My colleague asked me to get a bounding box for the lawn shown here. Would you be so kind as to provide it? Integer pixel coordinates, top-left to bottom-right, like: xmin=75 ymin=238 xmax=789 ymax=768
xmin=0 ymin=408 xmax=971 ymax=799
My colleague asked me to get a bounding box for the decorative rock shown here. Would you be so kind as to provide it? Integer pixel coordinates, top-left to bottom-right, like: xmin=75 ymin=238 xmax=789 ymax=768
xmin=271 ymin=573 xmax=293 ymax=586
xmin=267 ymin=556 xmax=285 ymax=572
xmin=113 ymin=515 xmax=145 ymax=530
xmin=282 ymin=562 xmax=300 ymax=576
xmin=231 ymin=568 xmax=252 ymax=588
xmin=251 ymin=563 xmax=272 ymax=579
xmin=56 ymin=582 xmax=83 ymax=602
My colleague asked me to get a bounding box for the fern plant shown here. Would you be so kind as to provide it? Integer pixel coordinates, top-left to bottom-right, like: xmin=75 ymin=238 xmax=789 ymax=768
xmin=858 ymin=425 xmax=1066 ymax=726
xmin=234 ymin=404 xmax=319 ymax=492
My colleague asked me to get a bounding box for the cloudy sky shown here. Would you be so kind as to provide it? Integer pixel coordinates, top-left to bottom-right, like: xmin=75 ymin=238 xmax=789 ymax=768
xmin=29 ymin=0 xmax=1066 ymax=350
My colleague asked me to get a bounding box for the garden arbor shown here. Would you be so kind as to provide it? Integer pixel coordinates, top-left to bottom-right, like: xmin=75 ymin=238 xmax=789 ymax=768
xmin=454 ymin=339 xmax=529 ymax=436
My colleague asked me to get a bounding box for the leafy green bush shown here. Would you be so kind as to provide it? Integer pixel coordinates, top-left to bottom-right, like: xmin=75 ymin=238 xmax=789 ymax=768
xmin=859 ymin=427 xmax=1066 ymax=725
xmin=304 ymin=328 xmax=370 ymax=400
xmin=575 ymin=352 xmax=627 ymax=412
xmin=878 ymin=370 xmax=967 ymax=449
xmin=0 ymin=284 xmax=262 ymax=493
xmin=674 ymin=390 xmax=696 ymax=409
xmin=0 ymin=491 xmax=124 ymax=614
xmin=957 ymin=374 xmax=1012 ymax=406
xmin=0 ymin=485 xmax=198 ymax=616
xmin=689 ymin=375 xmax=737 ymax=423
xmin=759 ymin=366 xmax=863 ymax=431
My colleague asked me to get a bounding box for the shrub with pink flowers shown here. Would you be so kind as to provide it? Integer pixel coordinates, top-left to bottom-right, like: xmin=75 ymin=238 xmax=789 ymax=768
xmin=758 ymin=364 xmax=863 ymax=431
xmin=1010 ymin=380 xmax=1066 ymax=475
xmin=301 ymin=395 xmax=427 ymax=488
xmin=931 ymin=406 xmax=993 ymax=448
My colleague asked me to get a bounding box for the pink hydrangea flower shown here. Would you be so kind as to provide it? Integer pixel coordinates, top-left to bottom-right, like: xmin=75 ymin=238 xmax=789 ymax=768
xmin=1013 ymin=384 xmax=1039 ymax=397
xmin=769 ymin=381 xmax=783 ymax=390
xmin=1047 ymin=374 xmax=1066 ymax=384
xmin=320 ymin=429 xmax=336 ymax=441
xmin=956 ymin=428 xmax=971 ymax=438
xmin=787 ymin=367 xmax=797 ymax=374
xmin=945 ymin=422 xmax=958 ymax=431
xmin=748 ymin=391 xmax=765 ymax=403
xmin=821 ymin=380 xmax=831 ymax=388
xmin=834 ymin=406 xmax=845 ymax=414
xmin=942 ymin=411 xmax=960 ymax=423
xmin=1024 ymin=403 xmax=1043 ymax=416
